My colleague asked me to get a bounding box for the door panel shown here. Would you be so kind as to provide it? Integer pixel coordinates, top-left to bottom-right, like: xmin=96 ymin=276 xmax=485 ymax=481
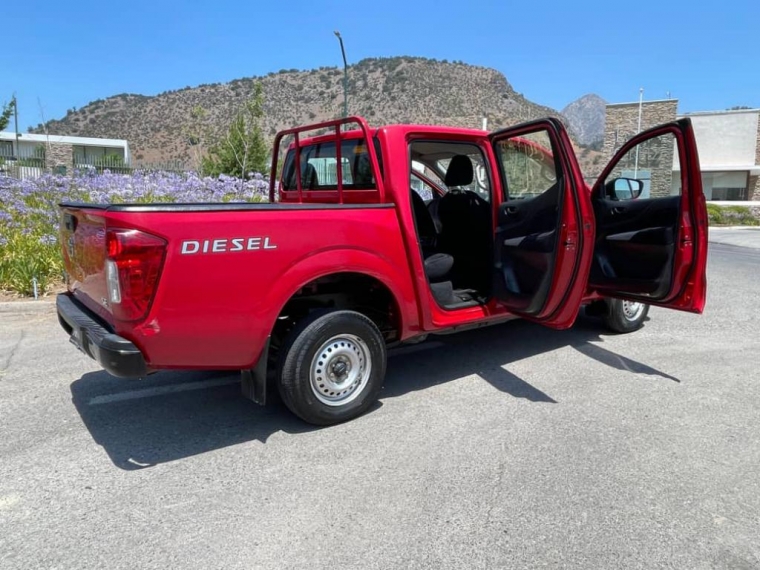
xmin=494 ymin=184 xmax=559 ymax=313
xmin=490 ymin=119 xmax=594 ymax=328
xmin=589 ymin=119 xmax=707 ymax=312
xmin=592 ymin=195 xmax=679 ymax=297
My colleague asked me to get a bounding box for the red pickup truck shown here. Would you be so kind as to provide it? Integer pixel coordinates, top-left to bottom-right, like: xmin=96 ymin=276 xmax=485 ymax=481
xmin=57 ymin=116 xmax=708 ymax=425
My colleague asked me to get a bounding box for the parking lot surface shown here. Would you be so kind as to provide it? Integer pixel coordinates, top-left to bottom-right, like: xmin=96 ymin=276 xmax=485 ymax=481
xmin=1 ymin=243 xmax=759 ymax=569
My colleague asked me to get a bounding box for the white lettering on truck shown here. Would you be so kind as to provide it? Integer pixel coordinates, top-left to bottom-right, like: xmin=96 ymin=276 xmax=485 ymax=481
xmin=180 ymin=237 xmax=277 ymax=254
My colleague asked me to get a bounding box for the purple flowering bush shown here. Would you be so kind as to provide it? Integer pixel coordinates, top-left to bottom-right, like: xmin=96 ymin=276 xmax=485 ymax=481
xmin=0 ymin=170 xmax=269 ymax=295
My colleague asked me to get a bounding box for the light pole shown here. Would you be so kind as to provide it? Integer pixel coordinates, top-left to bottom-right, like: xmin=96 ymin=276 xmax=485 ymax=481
xmin=334 ymin=31 xmax=348 ymax=118
xmin=634 ymin=87 xmax=643 ymax=178
xmin=13 ymin=96 xmax=19 ymax=158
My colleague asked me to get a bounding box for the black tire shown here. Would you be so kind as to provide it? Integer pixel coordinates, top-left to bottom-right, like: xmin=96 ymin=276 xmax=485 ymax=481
xmin=603 ymin=298 xmax=650 ymax=334
xmin=277 ymin=310 xmax=387 ymax=426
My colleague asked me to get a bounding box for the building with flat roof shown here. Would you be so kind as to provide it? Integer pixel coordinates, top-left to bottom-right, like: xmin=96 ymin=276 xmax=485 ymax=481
xmin=0 ymin=131 xmax=130 ymax=177
xmin=603 ymin=101 xmax=760 ymax=201
xmin=676 ymin=109 xmax=760 ymax=200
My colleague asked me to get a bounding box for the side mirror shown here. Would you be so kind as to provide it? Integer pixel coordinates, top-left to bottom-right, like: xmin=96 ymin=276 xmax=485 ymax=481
xmin=605 ymin=177 xmax=644 ymax=201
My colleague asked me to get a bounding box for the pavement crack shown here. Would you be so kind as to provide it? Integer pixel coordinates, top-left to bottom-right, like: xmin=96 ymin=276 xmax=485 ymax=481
xmin=0 ymin=331 xmax=26 ymax=376
xmin=485 ymin=445 xmax=508 ymax=527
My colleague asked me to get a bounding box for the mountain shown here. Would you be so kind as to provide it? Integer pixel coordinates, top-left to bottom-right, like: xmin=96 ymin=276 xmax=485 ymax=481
xmin=562 ymin=94 xmax=606 ymax=147
xmin=36 ymin=57 xmax=562 ymax=165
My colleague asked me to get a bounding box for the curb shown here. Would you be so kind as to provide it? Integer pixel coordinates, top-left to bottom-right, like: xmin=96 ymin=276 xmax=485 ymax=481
xmin=709 ymin=226 xmax=760 ymax=231
xmin=0 ymin=298 xmax=57 ymax=314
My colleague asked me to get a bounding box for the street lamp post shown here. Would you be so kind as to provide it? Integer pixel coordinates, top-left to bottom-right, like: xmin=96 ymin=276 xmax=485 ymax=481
xmin=13 ymin=96 xmax=19 ymax=158
xmin=634 ymin=87 xmax=643 ymax=178
xmin=334 ymin=31 xmax=348 ymax=118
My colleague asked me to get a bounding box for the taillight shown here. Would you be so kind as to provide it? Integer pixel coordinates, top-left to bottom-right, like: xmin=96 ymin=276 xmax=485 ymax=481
xmin=105 ymin=228 xmax=167 ymax=321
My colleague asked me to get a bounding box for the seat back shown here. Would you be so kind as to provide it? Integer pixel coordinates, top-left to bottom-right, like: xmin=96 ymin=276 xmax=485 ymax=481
xmin=438 ymin=156 xmax=492 ymax=291
xmin=410 ymin=189 xmax=438 ymax=246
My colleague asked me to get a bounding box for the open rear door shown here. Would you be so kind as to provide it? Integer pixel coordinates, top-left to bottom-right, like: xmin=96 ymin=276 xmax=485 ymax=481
xmin=588 ymin=118 xmax=707 ymax=312
xmin=489 ymin=119 xmax=594 ymax=329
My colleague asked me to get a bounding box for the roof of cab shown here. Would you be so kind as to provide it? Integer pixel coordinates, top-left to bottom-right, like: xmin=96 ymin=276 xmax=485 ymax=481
xmin=287 ymin=122 xmax=489 ymax=148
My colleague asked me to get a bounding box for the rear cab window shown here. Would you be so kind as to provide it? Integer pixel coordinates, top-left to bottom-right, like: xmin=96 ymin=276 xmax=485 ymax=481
xmin=280 ymin=137 xmax=384 ymax=203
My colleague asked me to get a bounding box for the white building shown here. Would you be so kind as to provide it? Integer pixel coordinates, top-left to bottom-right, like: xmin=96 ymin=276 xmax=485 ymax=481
xmin=675 ymin=109 xmax=760 ymax=200
xmin=0 ymin=132 xmax=131 ymax=178
xmin=605 ymin=101 xmax=760 ymax=201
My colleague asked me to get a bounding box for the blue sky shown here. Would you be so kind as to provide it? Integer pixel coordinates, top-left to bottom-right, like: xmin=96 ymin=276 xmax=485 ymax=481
xmin=3 ymin=0 xmax=759 ymax=131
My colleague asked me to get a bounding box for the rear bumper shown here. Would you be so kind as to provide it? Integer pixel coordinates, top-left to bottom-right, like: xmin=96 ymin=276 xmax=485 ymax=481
xmin=56 ymin=294 xmax=149 ymax=378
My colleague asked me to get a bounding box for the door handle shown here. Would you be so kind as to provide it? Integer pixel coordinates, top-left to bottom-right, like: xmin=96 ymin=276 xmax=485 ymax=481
xmin=611 ymin=206 xmax=627 ymax=215
xmin=504 ymin=206 xmax=518 ymax=215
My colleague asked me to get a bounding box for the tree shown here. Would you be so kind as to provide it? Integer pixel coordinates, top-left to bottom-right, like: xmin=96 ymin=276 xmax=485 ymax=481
xmin=202 ymin=83 xmax=268 ymax=179
xmin=183 ymin=105 xmax=211 ymax=172
xmin=0 ymin=98 xmax=14 ymax=132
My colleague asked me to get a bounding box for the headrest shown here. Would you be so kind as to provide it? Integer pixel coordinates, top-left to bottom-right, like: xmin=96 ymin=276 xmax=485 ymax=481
xmin=301 ymin=162 xmax=318 ymax=189
xmin=444 ymin=155 xmax=474 ymax=187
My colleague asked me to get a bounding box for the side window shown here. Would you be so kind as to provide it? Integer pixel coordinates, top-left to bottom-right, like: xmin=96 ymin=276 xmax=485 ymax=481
xmin=436 ymin=153 xmax=491 ymax=202
xmin=410 ymin=173 xmax=435 ymax=201
xmin=495 ymin=132 xmax=558 ymax=200
xmin=408 ymin=141 xmax=492 ymax=203
xmin=601 ymin=133 xmax=680 ymax=201
xmin=412 ymin=161 xmax=446 ymax=192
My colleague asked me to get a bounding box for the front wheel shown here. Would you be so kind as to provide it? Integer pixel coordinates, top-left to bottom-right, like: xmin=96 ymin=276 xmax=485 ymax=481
xmin=603 ymin=299 xmax=650 ymax=334
xmin=277 ymin=310 xmax=387 ymax=426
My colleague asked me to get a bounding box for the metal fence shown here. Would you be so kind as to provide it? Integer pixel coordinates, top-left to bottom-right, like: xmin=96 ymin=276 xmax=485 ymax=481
xmin=130 ymin=160 xmax=191 ymax=174
xmin=0 ymin=144 xmax=192 ymax=179
xmin=73 ymin=153 xmax=132 ymax=174
xmin=73 ymin=155 xmax=190 ymax=174
xmin=0 ymin=144 xmax=46 ymax=179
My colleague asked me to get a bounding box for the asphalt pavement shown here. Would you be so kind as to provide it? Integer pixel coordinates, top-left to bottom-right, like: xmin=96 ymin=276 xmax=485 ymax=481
xmin=707 ymin=226 xmax=760 ymax=249
xmin=1 ymin=244 xmax=759 ymax=569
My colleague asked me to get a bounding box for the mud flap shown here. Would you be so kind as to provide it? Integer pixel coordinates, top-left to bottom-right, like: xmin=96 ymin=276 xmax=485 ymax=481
xmin=241 ymin=337 xmax=270 ymax=405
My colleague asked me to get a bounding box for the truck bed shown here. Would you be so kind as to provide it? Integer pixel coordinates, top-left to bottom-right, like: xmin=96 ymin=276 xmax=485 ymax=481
xmin=59 ymin=201 xmax=417 ymax=371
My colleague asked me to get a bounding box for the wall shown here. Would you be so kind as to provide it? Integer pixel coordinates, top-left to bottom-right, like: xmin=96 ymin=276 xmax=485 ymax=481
xmin=46 ymin=143 xmax=74 ymax=174
xmin=684 ymin=110 xmax=758 ymax=168
xmin=603 ymin=100 xmax=678 ymax=159
xmin=751 ymin=119 xmax=760 ymax=200
xmin=603 ymin=100 xmax=678 ymax=198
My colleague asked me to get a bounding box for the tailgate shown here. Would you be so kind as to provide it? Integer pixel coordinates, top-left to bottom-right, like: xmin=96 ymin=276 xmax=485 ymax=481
xmin=60 ymin=205 xmax=112 ymax=323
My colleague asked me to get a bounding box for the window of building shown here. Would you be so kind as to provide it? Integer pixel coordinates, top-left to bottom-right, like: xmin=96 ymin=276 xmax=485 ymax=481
xmin=0 ymin=141 xmax=13 ymax=159
xmin=711 ymin=187 xmax=748 ymax=201
xmin=701 ymin=171 xmax=748 ymax=201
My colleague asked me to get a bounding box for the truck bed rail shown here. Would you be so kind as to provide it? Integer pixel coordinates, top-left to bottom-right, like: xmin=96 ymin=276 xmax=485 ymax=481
xmin=269 ymin=116 xmax=385 ymax=204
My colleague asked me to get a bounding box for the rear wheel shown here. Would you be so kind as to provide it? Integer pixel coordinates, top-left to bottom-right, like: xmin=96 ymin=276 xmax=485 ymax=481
xmin=277 ymin=310 xmax=387 ymax=426
xmin=603 ymin=299 xmax=649 ymax=334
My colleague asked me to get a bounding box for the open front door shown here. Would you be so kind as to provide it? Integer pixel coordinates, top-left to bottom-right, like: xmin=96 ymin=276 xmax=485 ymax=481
xmin=490 ymin=119 xmax=594 ymax=329
xmin=589 ymin=118 xmax=707 ymax=313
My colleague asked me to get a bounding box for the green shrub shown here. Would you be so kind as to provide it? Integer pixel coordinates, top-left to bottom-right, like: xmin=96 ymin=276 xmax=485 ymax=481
xmin=0 ymin=233 xmax=61 ymax=296
xmin=706 ymin=203 xmax=723 ymax=224
xmin=706 ymin=203 xmax=759 ymax=226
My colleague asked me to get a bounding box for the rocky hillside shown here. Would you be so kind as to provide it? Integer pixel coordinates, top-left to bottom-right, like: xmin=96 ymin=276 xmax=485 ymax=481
xmin=37 ymin=57 xmax=563 ymax=165
xmin=562 ymin=94 xmax=606 ymax=147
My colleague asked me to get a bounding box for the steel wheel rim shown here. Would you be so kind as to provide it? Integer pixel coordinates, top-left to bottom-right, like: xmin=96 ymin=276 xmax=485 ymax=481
xmin=621 ymin=301 xmax=645 ymax=321
xmin=310 ymin=334 xmax=372 ymax=407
